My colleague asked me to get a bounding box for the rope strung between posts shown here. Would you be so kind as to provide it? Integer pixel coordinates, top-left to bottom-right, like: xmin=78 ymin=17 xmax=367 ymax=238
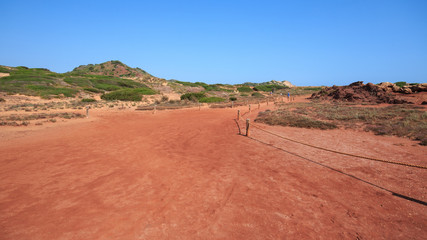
xmin=236 ymin=108 xmax=426 ymax=170
xmin=250 ymin=122 xmax=427 ymax=170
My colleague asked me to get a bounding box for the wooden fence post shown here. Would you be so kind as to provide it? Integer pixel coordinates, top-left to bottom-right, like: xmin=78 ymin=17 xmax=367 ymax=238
xmin=153 ymin=104 xmax=157 ymax=114
xmin=85 ymin=106 xmax=89 ymax=118
xmin=237 ymin=110 xmax=240 ymax=120
xmin=249 ymin=104 xmax=251 ymax=112
xmin=258 ymin=101 xmax=260 ymax=109
xmin=231 ymin=101 xmax=234 ymax=108
xmin=246 ymin=119 xmax=250 ymax=137
xmin=267 ymin=99 xmax=269 ymax=106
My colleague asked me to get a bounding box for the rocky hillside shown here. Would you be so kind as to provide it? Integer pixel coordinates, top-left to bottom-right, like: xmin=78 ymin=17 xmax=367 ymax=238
xmin=309 ymin=81 xmax=427 ymax=104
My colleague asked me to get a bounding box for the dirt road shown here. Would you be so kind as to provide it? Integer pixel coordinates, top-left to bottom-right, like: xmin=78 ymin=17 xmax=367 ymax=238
xmin=0 ymin=103 xmax=426 ymax=239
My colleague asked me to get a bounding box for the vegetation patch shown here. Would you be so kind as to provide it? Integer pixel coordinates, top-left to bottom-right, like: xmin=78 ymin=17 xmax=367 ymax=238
xmin=26 ymin=85 xmax=78 ymax=98
xmin=251 ymin=92 xmax=264 ymax=98
xmin=256 ymin=102 xmax=427 ymax=145
xmin=237 ymin=86 xmax=253 ymax=92
xmin=256 ymin=110 xmax=337 ymax=130
xmin=394 ymin=81 xmax=407 ymax=88
xmin=84 ymin=87 xmax=104 ymax=93
xmin=199 ymin=97 xmax=225 ymax=103
xmin=180 ymin=92 xmax=207 ymax=101
xmin=93 ymin=83 xmax=121 ymax=91
xmin=253 ymin=85 xmax=288 ymax=92
xmin=174 ymin=80 xmax=224 ymax=91
xmin=0 ymin=112 xmax=85 ymax=126
xmin=101 ymin=88 xmax=156 ymax=101
xmin=0 ymin=66 xmax=11 ymax=73
xmin=81 ymin=98 xmax=96 ymax=102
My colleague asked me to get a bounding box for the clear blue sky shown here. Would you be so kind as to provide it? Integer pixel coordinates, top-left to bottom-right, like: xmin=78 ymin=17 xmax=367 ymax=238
xmin=1 ymin=0 xmax=426 ymax=86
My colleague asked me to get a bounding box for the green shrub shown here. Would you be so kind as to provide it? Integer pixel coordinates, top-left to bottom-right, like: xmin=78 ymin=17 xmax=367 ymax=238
xmin=202 ymin=84 xmax=222 ymax=91
xmin=161 ymin=95 xmax=169 ymax=102
xmin=229 ymin=97 xmax=237 ymax=101
xmin=81 ymin=98 xmax=96 ymax=102
xmin=302 ymin=87 xmax=322 ymax=91
xmin=395 ymin=82 xmax=407 ymax=88
xmin=237 ymin=86 xmax=253 ymax=92
xmin=252 ymin=92 xmax=264 ymax=98
xmin=199 ymin=97 xmax=225 ymax=103
xmin=0 ymin=97 xmax=5 ymax=102
xmin=101 ymin=88 xmax=156 ymax=101
xmin=175 ymin=80 xmax=200 ymax=87
xmin=94 ymin=83 xmax=121 ymax=91
xmin=26 ymin=85 xmax=78 ymax=97
xmin=253 ymin=85 xmax=288 ymax=92
xmin=180 ymin=92 xmax=206 ymax=101
xmin=84 ymin=87 xmax=104 ymax=93
xmin=64 ymin=77 xmax=92 ymax=87
xmin=174 ymin=80 xmax=223 ymax=91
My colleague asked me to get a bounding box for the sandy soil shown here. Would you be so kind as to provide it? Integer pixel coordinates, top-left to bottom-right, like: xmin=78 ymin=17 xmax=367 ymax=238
xmin=0 ymin=99 xmax=426 ymax=239
xmin=0 ymin=73 xmax=10 ymax=78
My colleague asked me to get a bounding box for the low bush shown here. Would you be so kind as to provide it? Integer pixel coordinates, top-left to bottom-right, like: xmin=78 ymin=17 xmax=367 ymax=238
xmin=161 ymin=95 xmax=169 ymax=102
xmin=252 ymin=92 xmax=264 ymax=98
xmin=26 ymin=85 xmax=78 ymax=98
xmin=84 ymin=87 xmax=104 ymax=93
xmin=395 ymin=81 xmax=407 ymax=88
xmin=81 ymin=98 xmax=96 ymax=102
xmin=199 ymin=97 xmax=225 ymax=103
xmin=180 ymin=92 xmax=206 ymax=101
xmin=302 ymin=87 xmax=322 ymax=91
xmin=94 ymin=83 xmax=121 ymax=91
xmin=237 ymin=86 xmax=253 ymax=92
xmin=101 ymin=88 xmax=156 ymax=101
xmin=229 ymin=97 xmax=237 ymax=101
xmin=253 ymin=85 xmax=288 ymax=92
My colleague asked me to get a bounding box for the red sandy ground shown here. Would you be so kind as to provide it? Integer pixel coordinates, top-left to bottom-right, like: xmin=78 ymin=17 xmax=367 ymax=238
xmin=0 ymin=99 xmax=426 ymax=239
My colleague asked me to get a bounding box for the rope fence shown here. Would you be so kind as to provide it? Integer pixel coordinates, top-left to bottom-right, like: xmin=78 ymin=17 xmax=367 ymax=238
xmin=236 ymin=109 xmax=427 ymax=170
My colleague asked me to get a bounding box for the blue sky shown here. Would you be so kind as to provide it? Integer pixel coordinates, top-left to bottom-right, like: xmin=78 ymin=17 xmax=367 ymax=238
xmin=1 ymin=0 xmax=426 ymax=86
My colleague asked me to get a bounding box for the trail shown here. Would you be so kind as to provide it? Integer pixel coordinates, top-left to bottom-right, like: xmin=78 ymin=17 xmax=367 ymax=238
xmin=0 ymin=100 xmax=426 ymax=239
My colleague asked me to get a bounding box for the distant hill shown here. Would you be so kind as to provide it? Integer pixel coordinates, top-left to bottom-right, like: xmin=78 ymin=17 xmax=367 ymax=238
xmin=0 ymin=61 xmax=311 ymax=101
xmin=70 ymin=60 xmax=154 ymax=80
xmin=243 ymin=80 xmax=295 ymax=88
xmin=0 ymin=63 xmax=157 ymax=99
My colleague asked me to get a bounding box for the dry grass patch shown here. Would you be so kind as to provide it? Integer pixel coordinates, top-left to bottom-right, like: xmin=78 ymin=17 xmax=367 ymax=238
xmin=256 ymin=102 xmax=427 ymax=145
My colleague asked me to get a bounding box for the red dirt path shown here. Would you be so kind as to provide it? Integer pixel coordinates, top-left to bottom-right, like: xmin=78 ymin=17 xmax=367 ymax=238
xmin=0 ymin=103 xmax=426 ymax=239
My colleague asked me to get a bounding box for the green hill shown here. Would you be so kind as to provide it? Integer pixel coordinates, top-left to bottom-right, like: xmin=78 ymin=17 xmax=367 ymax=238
xmin=0 ymin=61 xmax=310 ymax=102
xmin=69 ymin=60 xmax=153 ymax=79
xmin=0 ymin=62 xmax=157 ymax=100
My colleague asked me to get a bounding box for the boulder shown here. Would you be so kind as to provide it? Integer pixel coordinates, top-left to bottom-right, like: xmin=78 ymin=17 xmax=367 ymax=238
xmin=400 ymin=86 xmax=413 ymax=94
xmin=410 ymin=83 xmax=427 ymax=92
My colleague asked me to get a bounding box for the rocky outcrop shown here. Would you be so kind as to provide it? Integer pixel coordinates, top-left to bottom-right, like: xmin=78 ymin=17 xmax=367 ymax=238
xmin=265 ymin=80 xmax=295 ymax=88
xmin=309 ymin=81 xmax=413 ymax=104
